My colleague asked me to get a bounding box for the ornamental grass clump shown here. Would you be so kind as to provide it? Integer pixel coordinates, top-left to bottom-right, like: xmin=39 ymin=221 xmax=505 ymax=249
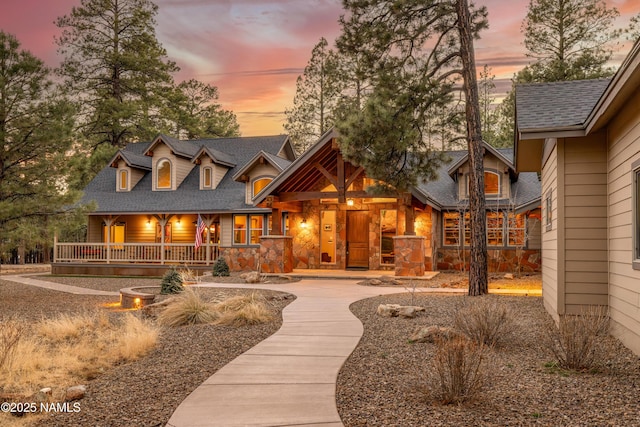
xmin=214 ymin=292 xmax=274 ymax=326
xmin=428 ymin=336 xmax=486 ymax=405
xmin=453 ymin=296 xmax=515 ymax=348
xmin=0 ymin=316 xmax=23 ymax=371
xmin=545 ymin=305 xmax=611 ymax=371
xmin=157 ymin=287 xmax=218 ymax=327
xmin=161 ymin=267 xmax=184 ymax=294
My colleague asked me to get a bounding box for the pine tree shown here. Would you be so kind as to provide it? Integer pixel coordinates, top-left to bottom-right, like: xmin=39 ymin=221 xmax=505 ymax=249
xmin=0 ymin=32 xmax=79 ymax=254
xmin=285 ymin=37 xmax=343 ymax=152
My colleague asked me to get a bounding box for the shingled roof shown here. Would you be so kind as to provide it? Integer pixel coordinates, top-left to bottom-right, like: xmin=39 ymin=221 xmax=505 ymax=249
xmin=516 ymin=79 xmax=611 ymax=131
xmin=83 ymin=135 xmax=292 ymax=214
xmin=415 ymin=147 xmax=541 ymax=211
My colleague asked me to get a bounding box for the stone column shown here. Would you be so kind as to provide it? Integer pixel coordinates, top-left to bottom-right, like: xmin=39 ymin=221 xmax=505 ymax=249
xmin=260 ymin=236 xmax=293 ymax=273
xmin=393 ymin=235 xmax=426 ymax=276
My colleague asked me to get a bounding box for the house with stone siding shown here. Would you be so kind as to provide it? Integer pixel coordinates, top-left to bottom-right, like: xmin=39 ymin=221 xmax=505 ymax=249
xmin=53 ymin=129 xmax=541 ymax=277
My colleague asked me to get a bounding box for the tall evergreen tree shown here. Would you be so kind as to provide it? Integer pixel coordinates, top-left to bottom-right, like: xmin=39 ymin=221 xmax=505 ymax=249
xmin=285 ymin=37 xmax=343 ymax=152
xmin=497 ymin=0 xmax=621 ymax=144
xmin=0 ymin=32 xmax=79 ymax=255
xmin=478 ymin=65 xmax=505 ymax=148
xmin=336 ymin=0 xmax=489 ymax=294
xmin=170 ymin=79 xmax=240 ymax=140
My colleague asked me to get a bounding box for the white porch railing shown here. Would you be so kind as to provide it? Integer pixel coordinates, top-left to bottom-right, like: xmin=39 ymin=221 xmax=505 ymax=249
xmin=54 ymin=241 xmax=220 ymax=265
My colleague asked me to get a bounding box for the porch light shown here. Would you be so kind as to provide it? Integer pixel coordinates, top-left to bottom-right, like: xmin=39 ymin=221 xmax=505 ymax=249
xmin=146 ymin=219 xmax=151 ymax=228
xmin=346 ymin=198 xmax=354 ymax=206
xmin=300 ymin=219 xmax=307 ymax=228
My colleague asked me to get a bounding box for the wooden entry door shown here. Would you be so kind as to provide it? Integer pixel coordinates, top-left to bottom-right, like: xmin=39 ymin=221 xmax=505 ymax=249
xmin=347 ymin=211 xmax=369 ymax=269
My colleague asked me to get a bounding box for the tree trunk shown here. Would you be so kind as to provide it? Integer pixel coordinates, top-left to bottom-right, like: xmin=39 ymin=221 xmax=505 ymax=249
xmin=456 ymin=0 xmax=488 ymax=296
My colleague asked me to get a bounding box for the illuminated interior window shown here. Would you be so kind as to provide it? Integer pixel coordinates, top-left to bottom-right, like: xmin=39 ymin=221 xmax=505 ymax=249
xmin=157 ymin=159 xmax=171 ymax=189
xmin=203 ymin=167 xmax=212 ymax=188
xmin=484 ymin=171 xmax=500 ymax=195
xmin=320 ymin=211 xmax=336 ymax=263
xmin=234 ymin=215 xmax=247 ymax=244
xmin=250 ymin=215 xmax=264 ymax=244
xmin=119 ymin=170 xmax=128 ymax=190
xmin=252 ymin=178 xmax=272 ymax=197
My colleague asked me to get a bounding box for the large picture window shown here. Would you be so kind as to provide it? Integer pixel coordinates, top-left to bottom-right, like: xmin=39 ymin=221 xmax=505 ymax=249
xmin=234 ymin=214 xmax=270 ymax=245
xmin=443 ymin=211 xmax=525 ymax=248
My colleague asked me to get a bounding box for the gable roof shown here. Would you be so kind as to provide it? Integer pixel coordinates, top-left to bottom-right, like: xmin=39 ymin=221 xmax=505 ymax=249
xmin=516 ymin=79 xmax=611 ymax=133
xmin=192 ymin=146 xmax=236 ymax=168
xmin=83 ymin=135 xmax=293 ymax=214
xmin=109 ymin=149 xmax=152 ymax=171
xmin=232 ymin=150 xmax=291 ymax=183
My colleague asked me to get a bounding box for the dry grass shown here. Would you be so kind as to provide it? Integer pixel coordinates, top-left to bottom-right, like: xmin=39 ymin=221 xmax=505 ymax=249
xmin=157 ymin=287 xmax=219 ymax=327
xmin=0 ymin=312 xmax=158 ymax=399
xmin=545 ymin=305 xmax=611 ymax=371
xmin=0 ymin=316 xmax=23 ymax=371
xmin=214 ymin=293 xmax=274 ymax=326
xmin=453 ymin=296 xmax=516 ymax=347
xmin=428 ymin=337 xmax=486 ymax=405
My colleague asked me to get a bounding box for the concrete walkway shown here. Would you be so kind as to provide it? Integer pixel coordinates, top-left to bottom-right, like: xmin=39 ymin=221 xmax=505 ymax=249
xmin=167 ymin=280 xmax=463 ymax=427
xmin=1 ymin=274 xmax=119 ymax=296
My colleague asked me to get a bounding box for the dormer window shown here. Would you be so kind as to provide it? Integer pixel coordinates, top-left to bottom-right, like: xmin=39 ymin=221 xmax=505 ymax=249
xmin=252 ymin=177 xmax=273 ymax=198
xmin=203 ymin=166 xmax=213 ymax=189
xmin=118 ymin=169 xmax=128 ymax=191
xmin=157 ymin=159 xmax=172 ymax=189
xmin=484 ymin=171 xmax=500 ymax=196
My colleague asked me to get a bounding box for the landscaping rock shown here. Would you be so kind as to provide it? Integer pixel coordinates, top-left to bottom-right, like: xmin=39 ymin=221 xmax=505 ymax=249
xmin=409 ymin=325 xmax=464 ymax=343
xmin=141 ymin=297 xmax=176 ymax=318
xmin=369 ymin=279 xmax=383 ymax=286
xmin=65 ymin=385 xmax=86 ymax=401
xmin=377 ymin=304 xmax=425 ymax=318
xmin=241 ymin=271 xmax=262 ymax=283
xmin=504 ymin=273 xmax=514 ymax=279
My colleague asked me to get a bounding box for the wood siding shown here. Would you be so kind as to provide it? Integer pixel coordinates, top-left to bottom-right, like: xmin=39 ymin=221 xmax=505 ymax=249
xmin=541 ymin=139 xmax=560 ymax=318
xmin=563 ymin=133 xmax=609 ymax=314
xmin=607 ymin=87 xmax=640 ymax=355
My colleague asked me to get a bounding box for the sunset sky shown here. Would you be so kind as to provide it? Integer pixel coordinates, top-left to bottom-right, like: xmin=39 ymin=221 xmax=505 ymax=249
xmin=0 ymin=0 xmax=637 ymax=136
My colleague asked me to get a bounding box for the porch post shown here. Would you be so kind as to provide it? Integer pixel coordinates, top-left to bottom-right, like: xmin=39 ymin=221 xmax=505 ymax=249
xmin=402 ymin=193 xmax=416 ymax=236
xmin=53 ymin=233 xmax=58 ymax=263
xmin=271 ymin=208 xmax=282 ymax=235
xmin=159 ymin=216 xmax=166 ymax=265
xmin=104 ymin=217 xmax=114 ymax=264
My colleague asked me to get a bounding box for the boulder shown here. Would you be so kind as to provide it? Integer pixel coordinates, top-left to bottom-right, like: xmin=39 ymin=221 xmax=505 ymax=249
xmin=409 ymin=325 xmax=464 ymax=343
xmin=242 ymin=271 xmax=262 ymax=283
xmin=377 ymin=304 xmax=425 ymax=318
xmin=65 ymin=385 xmax=86 ymax=402
xmin=398 ymin=306 xmax=425 ymax=318
xmin=504 ymin=273 xmax=514 ymax=280
xmin=368 ymin=279 xmax=383 ymax=286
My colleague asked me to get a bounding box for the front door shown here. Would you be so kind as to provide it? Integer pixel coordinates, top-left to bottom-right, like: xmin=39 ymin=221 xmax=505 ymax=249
xmin=346 ymin=211 xmax=369 ymax=269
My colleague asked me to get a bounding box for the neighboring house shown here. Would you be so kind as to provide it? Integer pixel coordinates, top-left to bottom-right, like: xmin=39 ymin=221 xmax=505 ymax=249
xmin=54 ymin=130 xmax=541 ymax=276
xmin=515 ymin=39 xmax=640 ymax=355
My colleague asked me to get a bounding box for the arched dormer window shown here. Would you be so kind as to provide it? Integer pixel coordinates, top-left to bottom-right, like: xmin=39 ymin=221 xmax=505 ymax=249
xmin=118 ymin=169 xmax=128 ymax=191
xmin=252 ymin=177 xmax=273 ymax=198
xmin=157 ymin=159 xmax=172 ymax=189
xmin=203 ymin=166 xmax=213 ymax=189
xmin=484 ymin=171 xmax=500 ymax=196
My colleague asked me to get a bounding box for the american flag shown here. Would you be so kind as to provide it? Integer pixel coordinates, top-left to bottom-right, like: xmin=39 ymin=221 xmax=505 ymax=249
xmin=195 ymin=214 xmax=206 ymax=249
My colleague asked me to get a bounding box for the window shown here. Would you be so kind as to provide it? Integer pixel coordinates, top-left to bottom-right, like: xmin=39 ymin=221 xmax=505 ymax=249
xmin=545 ymin=190 xmax=552 ymax=231
xmin=252 ymin=177 xmax=272 ymax=198
xmin=203 ymin=166 xmax=212 ymax=188
xmin=486 ymin=212 xmax=503 ymax=246
xmin=321 ymin=211 xmax=336 ymax=263
xmin=157 ymin=159 xmax=171 ymax=189
xmin=234 ymin=214 xmax=270 ymax=245
xmin=508 ymin=213 xmax=525 ymax=246
xmin=633 ymin=163 xmax=640 ymax=268
xmin=380 ymin=209 xmax=397 ymax=264
xmin=118 ymin=170 xmax=128 ymax=191
xmin=103 ymin=222 xmax=125 ymax=249
xmin=443 ymin=212 xmax=461 ymax=245
xmin=484 ymin=171 xmax=500 ymax=196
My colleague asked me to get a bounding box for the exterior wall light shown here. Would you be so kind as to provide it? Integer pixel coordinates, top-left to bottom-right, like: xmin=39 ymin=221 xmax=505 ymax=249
xmin=346 ymin=199 xmax=354 ymax=206
xmin=300 ymin=219 xmax=307 ymax=228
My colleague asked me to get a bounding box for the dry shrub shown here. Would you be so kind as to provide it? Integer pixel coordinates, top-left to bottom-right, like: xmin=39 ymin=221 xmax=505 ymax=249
xmin=428 ymin=337 xmax=486 ymax=404
xmin=214 ymin=292 xmax=274 ymax=326
xmin=0 ymin=312 xmax=158 ymax=397
xmin=158 ymin=287 xmax=219 ymax=326
xmin=545 ymin=305 xmax=610 ymax=371
xmin=453 ymin=296 xmax=515 ymax=347
xmin=0 ymin=317 xmax=23 ymax=371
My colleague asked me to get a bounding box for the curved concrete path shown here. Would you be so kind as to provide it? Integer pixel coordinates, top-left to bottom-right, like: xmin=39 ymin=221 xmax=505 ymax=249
xmin=1 ymin=274 xmax=119 ymax=296
xmin=167 ymin=280 xmax=462 ymax=427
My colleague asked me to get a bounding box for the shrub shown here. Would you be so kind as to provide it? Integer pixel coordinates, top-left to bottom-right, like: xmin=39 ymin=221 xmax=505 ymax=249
xmin=428 ymin=337 xmax=485 ymax=404
xmin=212 ymin=257 xmax=230 ymax=276
xmin=214 ymin=292 xmax=274 ymax=326
xmin=158 ymin=287 xmax=219 ymax=326
xmin=545 ymin=305 xmax=610 ymax=371
xmin=453 ymin=296 xmax=515 ymax=347
xmin=161 ymin=267 xmax=184 ymax=294
xmin=0 ymin=316 xmax=23 ymax=371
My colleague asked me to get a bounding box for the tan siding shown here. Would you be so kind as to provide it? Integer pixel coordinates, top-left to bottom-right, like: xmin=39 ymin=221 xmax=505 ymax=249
xmin=87 ymin=216 xmax=103 ymax=242
xmin=607 ymin=87 xmax=640 ymax=355
xmin=220 ymin=214 xmax=232 ymax=247
xmin=131 ymin=168 xmax=145 ymax=189
xmin=527 ymin=217 xmax=541 ymax=249
xmin=124 ymin=215 xmax=155 ymax=242
xmin=541 ymin=139 xmax=560 ymax=316
xmin=214 ymin=165 xmax=228 ymax=187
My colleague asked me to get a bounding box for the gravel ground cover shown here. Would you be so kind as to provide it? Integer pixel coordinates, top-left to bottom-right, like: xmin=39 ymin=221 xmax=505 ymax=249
xmin=0 ymin=277 xmax=292 ymax=427
xmin=337 ymin=292 xmax=640 ymax=427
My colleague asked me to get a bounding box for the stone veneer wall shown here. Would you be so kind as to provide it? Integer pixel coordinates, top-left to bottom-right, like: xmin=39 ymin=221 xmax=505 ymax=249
xmin=259 ymin=236 xmax=293 ymax=273
xmin=436 ymin=248 xmax=541 ymax=273
xmin=219 ymin=246 xmax=259 ymax=272
xmin=393 ymin=236 xmax=426 ymax=276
